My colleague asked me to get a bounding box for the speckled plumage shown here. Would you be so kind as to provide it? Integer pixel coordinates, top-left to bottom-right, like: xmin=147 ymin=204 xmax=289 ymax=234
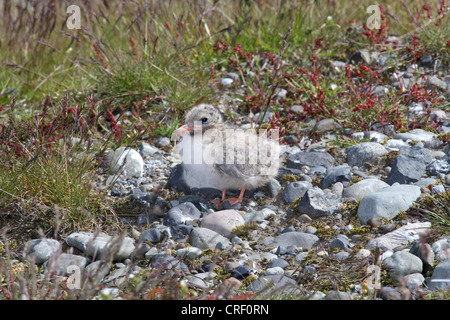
xmin=172 ymin=104 xmax=280 ymax=203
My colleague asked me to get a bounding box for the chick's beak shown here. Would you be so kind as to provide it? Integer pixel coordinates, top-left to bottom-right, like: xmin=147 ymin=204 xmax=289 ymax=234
xmin=171 ymin=124 xmax=194 ymax=141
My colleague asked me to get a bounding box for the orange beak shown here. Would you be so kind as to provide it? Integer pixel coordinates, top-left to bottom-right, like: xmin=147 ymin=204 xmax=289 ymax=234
xmin=171 ymin=124 xmax=194 ymax=141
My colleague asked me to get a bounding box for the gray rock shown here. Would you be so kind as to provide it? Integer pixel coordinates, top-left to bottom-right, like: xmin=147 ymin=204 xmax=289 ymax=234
xmin=345 ymin=142 xmax=387 ymax=167
xmin=420 ymin=55 xmax=433 ymax=68
xmin=150 ymin=254 xmax=189 ymax=272
xmin=322 ymin=166 xmax=352 ymax=189
xmin=426 ymin=154 xmax=450 ymax=175
xmin=286 ymin=151 xmax=335 ymax=169
xmin=386 ymin=143 xmax=433 ymax=185
xmin=24 ymin=239 xmax=61 ymax=265
xmin=44 ymin=253 xmax=89 ymax=276
xmin=267 ymin=258 xmax=290 ymax=269
xmin=385 ymin=139 xmax=409 ymax=151
xmin=264 ymin=266 xmax=285 ymax=275
xmin=427 ymin=260 xmax=450 ymax=290
xmin=410 ymin=241 xmax=435 ymax=271
xmin=282 ymin=181 xmax=312 ymax=204
xmin=189 ymin=227 xmax=231 ymax=250
xmin=247 ymin=274 xmax=301 ymax=297
xmin=104 ymin=147 xmax=144 ymax=177
xmin=432 ymin=237 xmax=450 ymax=262
xmin=250 ymin=112 xmax=274 ymax=123
xmin=366 ymin=222 xmax=431 ymax=252
xmin=163 ymin=202 xmax=201 ymax=226
xmin=156 ymin=136 xmax=171 ymax=147
xmin=427 ymin=75 xmax=448 ymax=91
xmin=383 ymin=251 xmax=423 ymax=279
xmin=139 ymin=142 xmax=161 ymax=157
xmin=325 ymin=290 xmax=352 ymax=300
xmin=297 ymin=187 xmax=341 ymax=218
xmin=174 ymin=247 xmax=203 ymax=259
xmin=84 ymin=260 xmax=111 ymax=283
xmin=65 ymin=232 xmax=136 ymax=262
xmin=200 ymin=209 xmax=245 ymax=238
xmin=243 ymin=207 xmax=276 ymax=223
xmin=103 ymin=265 xmax=142 ymax=286
xmin=342 ymin=178 xmax=389 ymax=200
xmin=393 ymin=129 xmax=436 ymax=142
xmin=220 ymin=78 xmax=234 ymax=87
xmin=330 ymin=235 xmax=351 ymax=251
xmin=140 ymin=228 xmax=162 ymax=244
xmin=357 ymin=184 xmax=421 ymax=224
xmin=404 ymin=273 xmax=425 ymax=290
xmin=270 ymin=231 xmax=319 ymax=250
xmin=265 ymin=178 xmax=282 ymax=198
xmin=314 ymin=119 xmax=336 ymax=132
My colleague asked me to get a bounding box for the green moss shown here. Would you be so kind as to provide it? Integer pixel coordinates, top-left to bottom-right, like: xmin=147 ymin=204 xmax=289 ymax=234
xmin=347 ymin=225 xmax=371 ymax=235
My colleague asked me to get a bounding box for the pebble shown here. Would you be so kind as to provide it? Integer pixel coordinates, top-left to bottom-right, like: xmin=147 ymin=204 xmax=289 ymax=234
xmin=404 ymin=273 xmax=425 ymax=290
xmin=189 ymin=227 xmax=232 ymax=250
xmin=24 ymin=238 xmax=61 ymax=265
xmin=321 ymin=166 xmax=352 ymax=189
xmin=200 ymin=209 xmax=245 ymax=238
xmin=386 ymin=143 xmax=433 ymax=185
xmin=431 ymin=237 xmax=450 ymax=262
xmin=269 ymin=231 xmax=319 ymax=251
xmin=163 ymin=202 xmax=201 ymax=226
xmin=426 ymin=260 xmax=450 ymax=290
xmin=357 ymin=184 xmax=421 ymax=225
xmin=393 ymin=129 xmax=436 ymax=142
xmin=282 ymin=181 xmax=312 ymax=204
xmin=264 ymin=266 xmax=285 ymax=275
xmin=345 ymin=142 xmax=387 ymax=167
xmin=382 ymin=251 xmax=423 ymax=279
xmin=104 ymin=147 xmax=144 ymax=177
xmin=150 ymin=254 xmax=189 ymax=273
xmin=314 ymin=118 xmax=336 ymax=132
xmin=296 ymin=187 xmax=341 ymax=218
xmin=286 ymin=151 xmax=335 ymax=169
xmin=342 ymin=178 xmax=389 ymax=201
xmin=65 ymin=232 xmax=136 ymax=262
xmin=366 ymin=222 xmax=431 ymax=252
xmin=174 ymin=247 xmax=203 ymax=259
xmin=220 ymin=78 xmax=234 ymax=87
xmin=44 ymin=253 xmax=89 ymax=276
xmin=247 ymin=274 xmax=301 ymax=297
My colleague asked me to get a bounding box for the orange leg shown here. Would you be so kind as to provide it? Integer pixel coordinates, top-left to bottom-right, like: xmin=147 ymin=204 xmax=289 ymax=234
xmin=211 ymin=189 xmax=227 ymax=205
xmin=223 ymin=188 xmax=246 ymax=206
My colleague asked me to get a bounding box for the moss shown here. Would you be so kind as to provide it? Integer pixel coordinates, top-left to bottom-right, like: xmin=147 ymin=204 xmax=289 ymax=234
xmin=241 ymin=275 xmax=257 ymax=287
xmin=290 ymin=196 xmax=303 ymax=210
xmin=282 ymin=174 xmax=298 ymax=182
xmin=230 ymin=222 xmax=258 ymax=239
xmin=347 ymin=225 xmax=371 ymax=235
xmin=311 ymin=222 xmax=336 ymax=239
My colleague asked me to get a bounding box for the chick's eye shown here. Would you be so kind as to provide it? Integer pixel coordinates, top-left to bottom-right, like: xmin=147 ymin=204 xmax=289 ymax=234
xmin=201 ymin=117 xmax=208 ymax=123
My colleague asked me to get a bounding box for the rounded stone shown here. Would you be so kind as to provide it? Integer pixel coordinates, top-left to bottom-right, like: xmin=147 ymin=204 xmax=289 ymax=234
xmin=200 ymin=209 xmax=245 ymax=238
xmin=382 ymin=251 xmax=423 ymax=279
xmin=163 ymin=202 xmax=201 ymax=226
xmin=24 ymin=239 xmax=61 ymax=265
xmin=346 ymin=142 xmax=387 ymax=167
xmin=189 ymin=227 xmax=232 ymax=250
xmin=104 ymin=147 xmax=144 ymax=177
xmin=357 ymin=185 xmax=421 ymax=225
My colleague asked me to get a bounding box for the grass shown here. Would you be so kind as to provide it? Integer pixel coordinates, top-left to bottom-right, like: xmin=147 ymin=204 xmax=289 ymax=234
xmin=0 ymin=0 xmax=449 ymax=300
